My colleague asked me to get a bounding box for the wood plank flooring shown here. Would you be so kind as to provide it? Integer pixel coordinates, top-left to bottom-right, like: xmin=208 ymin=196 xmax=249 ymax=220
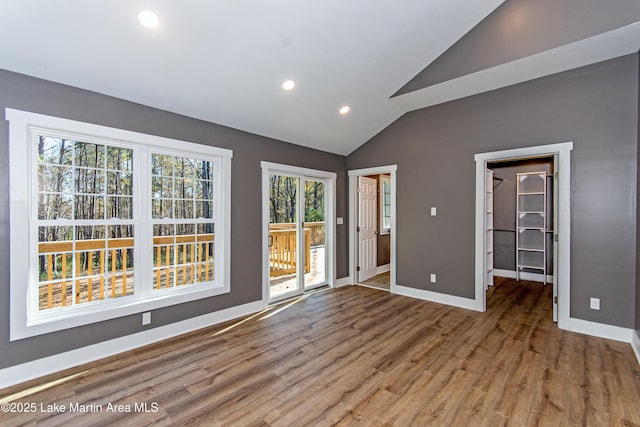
xmin=2 ymin=277 xmax=640 ymax=426
xmin=360 ymin=272 xmax=391 ymax=291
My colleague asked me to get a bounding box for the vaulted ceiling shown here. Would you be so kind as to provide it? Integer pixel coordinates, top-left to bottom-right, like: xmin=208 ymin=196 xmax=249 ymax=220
xmin=0 ymin=1 xmax=638 ymax=155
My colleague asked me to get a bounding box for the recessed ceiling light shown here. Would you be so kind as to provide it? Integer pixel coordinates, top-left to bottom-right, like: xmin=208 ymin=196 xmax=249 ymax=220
xmin=339 ymin=105 xmax=351 ymax=115
xmin=138 ymin=10 xmax=159 ymax=29
xmin=282 ymin=80 xmax=296 ymax=91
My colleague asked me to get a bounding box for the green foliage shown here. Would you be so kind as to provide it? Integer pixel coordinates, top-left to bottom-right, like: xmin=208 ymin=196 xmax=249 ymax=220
xmin=270 ymin=175 xmax=325 ymax=224
xmin=305 ymin=207 xmax=324 ymax=222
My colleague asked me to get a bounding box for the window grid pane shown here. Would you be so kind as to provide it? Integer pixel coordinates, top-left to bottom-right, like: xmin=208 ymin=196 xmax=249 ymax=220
xmin=36 ymin=135 xmax=135 ymax=311
xmin=151 ymin=153 xmax=216 ymax=291
xmin=152 ymin=224 xmax=215 ymax=289
xmin=37 ymin=225 xmax=135 ymax=310
xmin=381 ymin=178 xmax=391 ymax=231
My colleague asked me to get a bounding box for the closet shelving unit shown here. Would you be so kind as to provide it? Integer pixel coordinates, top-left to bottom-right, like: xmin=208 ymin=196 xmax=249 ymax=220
xmin=485 ymin=169 xmax=494 ymax=289
xmin=516 ymin=171 xmax=547 ymax=283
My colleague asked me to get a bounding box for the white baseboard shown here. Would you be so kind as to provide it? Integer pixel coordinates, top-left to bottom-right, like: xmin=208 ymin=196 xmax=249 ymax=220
xmin=568 ymin=317 xmax=634 ymax=343
xmin=631 ymin=330 xmax=640 ymax=367
xmin=494 ymin=269 xmax=553 ymax=283
xmin=0 ymin=300 xmax=266 ymax=390
xmin=376 ymin=264 xmax=390 ymax=275
xmin=392 ymin=283 xmax=636 ymax=347
xmin=493 ymin=269 xmax=517 ymax=278
xmin=334 ymin=277 xmax=352 ymax=287
xmin=394 ymin=285 xmax=479 ymax=312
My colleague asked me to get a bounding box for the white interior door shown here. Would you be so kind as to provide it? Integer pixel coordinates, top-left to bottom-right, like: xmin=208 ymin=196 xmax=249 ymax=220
xmin=358 ymin=176 xmax=377 ymax=282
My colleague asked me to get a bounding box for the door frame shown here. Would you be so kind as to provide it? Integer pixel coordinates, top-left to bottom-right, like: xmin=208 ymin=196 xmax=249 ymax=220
xmin=261 ymin=161 xmax=336 ymax=304
xmin=474 ymin=142 xmax=573 ymax=330
xmin=348 ymin=165 xmax=397 ymax=291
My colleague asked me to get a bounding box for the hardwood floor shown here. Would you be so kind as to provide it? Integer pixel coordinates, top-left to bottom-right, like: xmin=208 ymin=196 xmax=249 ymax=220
xmin=360 ymin=271 xmax=390 ymax=291
xmin=2 ymin=277 xmax=640 ymax=426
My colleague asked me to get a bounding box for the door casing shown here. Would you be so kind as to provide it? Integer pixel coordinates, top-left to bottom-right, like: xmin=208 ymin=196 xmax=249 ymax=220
xmin=348 ymin=165 xmax=397 ymax=290
xmin=474 ymin=142 xmax=572 ymax=330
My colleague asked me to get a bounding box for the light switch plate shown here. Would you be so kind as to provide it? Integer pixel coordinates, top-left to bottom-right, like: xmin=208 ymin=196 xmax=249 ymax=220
xmin=336 ymin=217 xmax=343 ymax=225
xmin=430 ymin=207 xmax=437 ymax=216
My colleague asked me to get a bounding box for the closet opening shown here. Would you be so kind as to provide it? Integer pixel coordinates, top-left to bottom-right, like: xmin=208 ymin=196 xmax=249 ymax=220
xmin=475 ymin=142 xmax=572 ymax=329
xmin=486 ymin=156 xmax=557 ymax=318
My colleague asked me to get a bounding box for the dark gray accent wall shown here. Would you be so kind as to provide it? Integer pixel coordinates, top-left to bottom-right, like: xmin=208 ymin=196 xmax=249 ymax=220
xmin=349 ymin=54 xmax=639 ymax=328
xmin=0 ymin=69 xmax=348 ymax=369
xmin=395 ymin=0 xmax=640 ymax=96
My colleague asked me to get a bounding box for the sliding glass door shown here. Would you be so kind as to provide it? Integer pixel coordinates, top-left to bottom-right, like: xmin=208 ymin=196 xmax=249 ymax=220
xmin=268 ymin=174 xmax=328 ymax=301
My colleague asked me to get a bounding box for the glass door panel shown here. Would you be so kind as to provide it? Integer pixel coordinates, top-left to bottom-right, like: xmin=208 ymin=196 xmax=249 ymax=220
xmin=268 ymin=174 xmax=301 ymax=300
xmin=303 ymin=179 xmax=326 ymax=290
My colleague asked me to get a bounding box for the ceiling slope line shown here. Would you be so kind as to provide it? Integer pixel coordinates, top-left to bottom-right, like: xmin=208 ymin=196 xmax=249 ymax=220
xmin=389 ymin=22 xmax=640 ymax=113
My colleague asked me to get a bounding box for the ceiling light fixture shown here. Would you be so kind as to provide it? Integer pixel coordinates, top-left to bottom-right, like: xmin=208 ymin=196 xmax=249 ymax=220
xmin=339 ymin=105 xmax=351 ymax=115
xmin=282 ymin=80 xmax=296 ymax=91
xmin=138 ymin=10 xmax=159 ymax=29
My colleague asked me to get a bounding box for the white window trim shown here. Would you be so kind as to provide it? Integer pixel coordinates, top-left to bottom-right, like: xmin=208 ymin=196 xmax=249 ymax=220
xmin=7 ymin=108 xmax=232 ymax=340
xmin=379 ymin=175 xmax=391 ymax=235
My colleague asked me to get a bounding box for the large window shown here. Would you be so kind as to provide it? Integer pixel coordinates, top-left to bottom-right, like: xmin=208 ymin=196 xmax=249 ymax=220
xmin=7 ymin=109 xmax=232 ymax=340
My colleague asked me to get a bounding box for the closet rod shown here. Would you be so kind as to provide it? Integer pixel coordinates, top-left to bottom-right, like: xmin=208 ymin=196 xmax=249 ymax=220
xmin=492 ymin=228 xmax=555 ymax=232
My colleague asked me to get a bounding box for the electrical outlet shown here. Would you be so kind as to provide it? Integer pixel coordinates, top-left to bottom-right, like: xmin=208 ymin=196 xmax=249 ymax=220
xmin=590 ymin=298 xmax=600 ymax=310
xmin=430 ymin=207 xmax=437 ymax=216
xmin=142 ymin=312 xmax=151 ymax=325
xmin=430 ymin=273 xmax=437 ymax=283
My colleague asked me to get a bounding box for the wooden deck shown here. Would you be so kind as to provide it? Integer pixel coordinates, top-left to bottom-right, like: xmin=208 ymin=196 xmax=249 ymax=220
xmin=2 ymin=277 xmax=640 ymax=425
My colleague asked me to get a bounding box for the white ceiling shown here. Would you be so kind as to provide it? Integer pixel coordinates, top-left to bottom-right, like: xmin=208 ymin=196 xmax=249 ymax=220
xmin=0 ymin=0 xmax=505 ymax=155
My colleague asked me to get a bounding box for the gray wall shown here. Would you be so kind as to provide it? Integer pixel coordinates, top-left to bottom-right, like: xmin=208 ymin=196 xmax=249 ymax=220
xmin=0 ymin=69 xmax=348 ymax=369
xmin=348 ymin=54 xmax=639 ymax=328
xmin=395 ymin=0 xmax=640 ymax=96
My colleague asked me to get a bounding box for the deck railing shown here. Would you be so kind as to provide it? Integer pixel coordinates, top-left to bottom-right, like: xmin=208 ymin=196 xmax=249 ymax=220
xmin=38 ymin=234 xmax=215 ymax=310
xmin=268 ymin=221 xmax=325 ymax=277
xmin=38 ymin=222 xmax=325 ymax=308
xmin=269 ymin=222 xmax=325 ymax=246
xmin=269 ymin=228 xmax=310 ymax=277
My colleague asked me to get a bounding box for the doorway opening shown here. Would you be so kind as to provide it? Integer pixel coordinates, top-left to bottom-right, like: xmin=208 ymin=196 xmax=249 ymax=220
xmin=474 ymin=142 xmax=572 ymax=330
xmin=486 ymin=157 xmax=556 ymax=316
xmin=261 ymin=162 xmax=336 ymax=304
xmin=348 ymin=165 xmax=397 ymax=293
